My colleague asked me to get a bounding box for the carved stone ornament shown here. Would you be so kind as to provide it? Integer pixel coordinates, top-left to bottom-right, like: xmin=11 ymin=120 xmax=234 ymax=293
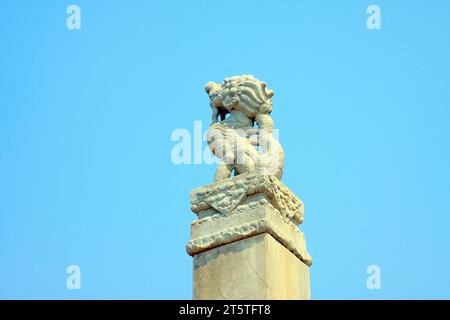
xmin=187 ymin=173 xmax=312 ymax=266
xmin=205 ymin=75 xmax=284 ymax=182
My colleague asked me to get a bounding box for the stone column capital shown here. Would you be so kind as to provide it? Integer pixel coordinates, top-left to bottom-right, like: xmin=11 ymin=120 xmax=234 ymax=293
xmin=187 ymin=173 xmax=312 ymax=266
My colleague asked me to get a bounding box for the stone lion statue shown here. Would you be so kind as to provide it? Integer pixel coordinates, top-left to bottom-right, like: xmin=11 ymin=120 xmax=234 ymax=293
xmin=205 ymin=75 xmax=284 ymax=182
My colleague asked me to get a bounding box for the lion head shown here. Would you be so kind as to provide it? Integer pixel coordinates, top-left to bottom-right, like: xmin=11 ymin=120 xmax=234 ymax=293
xmin=205 ymin=74 xmax=275 ymax=119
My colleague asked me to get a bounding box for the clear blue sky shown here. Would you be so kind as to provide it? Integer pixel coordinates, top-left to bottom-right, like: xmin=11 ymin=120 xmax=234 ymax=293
xmin=1 ymin=0 xmax=449 ymax=299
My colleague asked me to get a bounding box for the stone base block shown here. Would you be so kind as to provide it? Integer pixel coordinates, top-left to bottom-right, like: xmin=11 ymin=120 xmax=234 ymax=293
xmin=193 ymin=233 xmax=311 ymax=300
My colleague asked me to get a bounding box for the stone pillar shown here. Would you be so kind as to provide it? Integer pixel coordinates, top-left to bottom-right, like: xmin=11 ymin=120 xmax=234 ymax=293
xmin=186 ymin=173 xmax=312 ymax=300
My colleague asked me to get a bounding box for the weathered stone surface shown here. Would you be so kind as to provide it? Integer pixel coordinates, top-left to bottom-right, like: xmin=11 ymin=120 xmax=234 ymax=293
xmin=190 ymin=172 xmax=305 ymax=226
xmin=187 ymin=172 xmax=312 ymax=300
xmin=187 ymin=76 xmax=312 ymax=300
xmin=187 ymin=173 xmax=311 ymax=266
xmin=205 ymin=75 xmax=284 ymax=182
xmin=193 ymin=233 xmax=311 ymax=300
